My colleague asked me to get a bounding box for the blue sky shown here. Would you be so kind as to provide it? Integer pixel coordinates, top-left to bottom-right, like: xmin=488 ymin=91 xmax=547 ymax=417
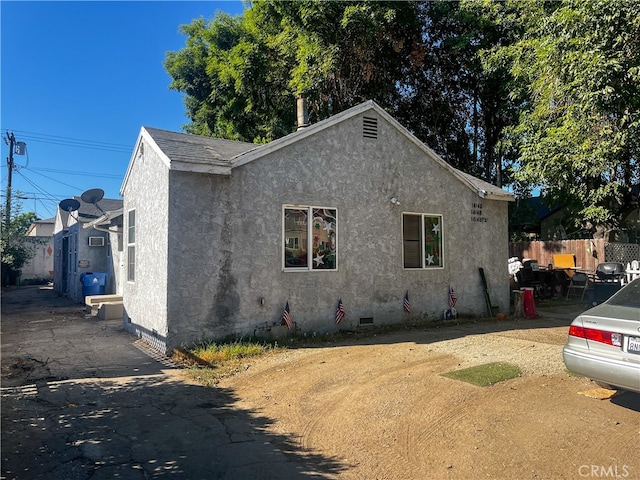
xmin=1 ymin=1 xmax=246 ymax=219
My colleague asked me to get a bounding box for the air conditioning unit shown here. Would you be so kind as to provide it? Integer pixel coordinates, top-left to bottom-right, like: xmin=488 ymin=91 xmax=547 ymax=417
xmin=88 ymin=236 xmax=105 ymax=247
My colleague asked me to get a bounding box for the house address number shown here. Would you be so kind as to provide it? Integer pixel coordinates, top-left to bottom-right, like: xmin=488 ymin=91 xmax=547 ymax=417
xmin=471 ymin=202 xmax=488 ymax=223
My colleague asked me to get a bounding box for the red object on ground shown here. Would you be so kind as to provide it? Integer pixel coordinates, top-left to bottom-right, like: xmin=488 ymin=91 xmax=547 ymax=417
xmin=521 ymin=287 xmax=538 ymax=318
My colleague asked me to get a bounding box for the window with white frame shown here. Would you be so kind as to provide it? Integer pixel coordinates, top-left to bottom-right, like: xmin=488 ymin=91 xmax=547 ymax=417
xmin=283 ymin=206 xmax=337 ymax=270
xmin=127 ymin=209 xmax=136 ymax=281
xmin=402 ymin=213 xmax=443 ymax=269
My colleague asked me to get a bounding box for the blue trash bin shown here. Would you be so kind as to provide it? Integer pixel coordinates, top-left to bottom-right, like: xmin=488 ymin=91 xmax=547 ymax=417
xmin=80 ymin=272 xmax=107 ymax=297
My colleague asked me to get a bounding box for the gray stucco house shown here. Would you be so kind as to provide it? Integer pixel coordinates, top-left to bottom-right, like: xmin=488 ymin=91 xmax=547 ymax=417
xmin=121 ymin=100 xmax=514 ymax=353
xmin=53 ymin=196 xmax=123 ymax=303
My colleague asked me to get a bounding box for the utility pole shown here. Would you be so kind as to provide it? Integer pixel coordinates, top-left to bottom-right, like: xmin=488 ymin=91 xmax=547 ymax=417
xmin=4 ymin=131 xmax=16 ymax=231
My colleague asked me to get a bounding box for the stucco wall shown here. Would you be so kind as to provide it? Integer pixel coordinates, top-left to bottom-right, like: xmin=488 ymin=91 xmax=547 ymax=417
xmin=122 ymin=140 xmax=170 ymax=350
xmin=70 ymin=226 xmax=114 ymax=303
xmin=53 ymin=225 xmax=123 ymax=300
xmin=108 ymin=228 xmax=125 ymax=296
xmin=21 ymin=236 xmax=54 ymax=281
xmin=162 ymin=112 xmax=510 ymax=348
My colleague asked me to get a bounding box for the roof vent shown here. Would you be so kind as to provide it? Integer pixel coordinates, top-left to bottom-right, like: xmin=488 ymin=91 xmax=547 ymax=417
xmin=363 ymin=116 xmax=378 ymax=139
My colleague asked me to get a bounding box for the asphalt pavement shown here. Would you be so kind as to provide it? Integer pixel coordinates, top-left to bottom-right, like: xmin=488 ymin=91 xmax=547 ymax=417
xmin=1 ymin=286 xmax=341 ymax=480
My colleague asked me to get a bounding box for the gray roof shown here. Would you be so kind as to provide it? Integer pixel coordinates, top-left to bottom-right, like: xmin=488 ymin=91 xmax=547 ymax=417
xmin=456 ymin=171 xmax=514 ymax=201
xmin=143 ymin=127 xmax=257 ymax=167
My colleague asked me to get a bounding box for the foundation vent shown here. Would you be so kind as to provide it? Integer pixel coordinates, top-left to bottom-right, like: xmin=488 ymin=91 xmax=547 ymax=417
xmin=359 ymin=317 xmax=374 ymax=325
xmin=363 ymin=116 xmax=378 ymax=139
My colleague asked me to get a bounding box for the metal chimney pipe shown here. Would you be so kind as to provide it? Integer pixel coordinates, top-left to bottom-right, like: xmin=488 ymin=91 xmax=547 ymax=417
xmin=297 ymin=94 xmax=309 ymax=130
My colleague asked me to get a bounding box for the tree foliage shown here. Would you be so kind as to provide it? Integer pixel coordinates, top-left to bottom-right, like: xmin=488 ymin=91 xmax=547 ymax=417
xmin=165 ymin=12 xmax=294 ymax=142
xmin=1 ymin=203 xmax=39 ymax=285
xmin=484 ymin=0 xmax=640 ymax=235
xmin=255 ymin=1 xmax=426 ymax=116
xmin=395 ymin=1 xmax=522 ymax=184
xmin=165 ymin=2 xmax=426 ymax=141
xmin=165 ymin=0 xmax=640 ymax=237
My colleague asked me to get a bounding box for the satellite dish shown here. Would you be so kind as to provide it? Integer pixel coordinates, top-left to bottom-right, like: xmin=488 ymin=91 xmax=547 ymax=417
xmin=81 ymin=188 xmax=105 ymax=205
xmin=58 ymin=198 xmax=80 ymax=212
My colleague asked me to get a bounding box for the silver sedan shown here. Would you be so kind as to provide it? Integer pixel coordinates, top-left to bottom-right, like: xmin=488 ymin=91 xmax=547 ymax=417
xmin=562 ymin=277 xmax=640 ymax=393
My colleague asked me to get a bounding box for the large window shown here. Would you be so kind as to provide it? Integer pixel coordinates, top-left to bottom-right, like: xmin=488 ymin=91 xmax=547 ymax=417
xmin=284 ymin=206 xmax=337 ymax=271
xmin=403 ymin=213 xmax=443 ymax=269
xmin=127 ymin=209 xmax=136 ymax=281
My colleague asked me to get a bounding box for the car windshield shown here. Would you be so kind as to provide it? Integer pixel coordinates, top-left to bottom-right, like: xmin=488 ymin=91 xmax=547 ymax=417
xmin=606 ymin=278 xmax=640 ymax=308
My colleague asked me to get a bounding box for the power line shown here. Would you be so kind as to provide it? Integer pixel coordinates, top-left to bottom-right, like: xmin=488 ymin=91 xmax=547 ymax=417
xmin=21 ymin=166 xmax=122 ymax=179
xmin=4 ymin=128 xmax=131 ymax=148
xmin=2 ymin=129 xmax=131 ymax=153
xmin=14 ymin=170 xmax=68 ymax=202
xmin=0 ymin=193 xmax=72 ymax=201
xmin=11 ymin=171 xmax=60 ymax=218
xmin=15 ymin=167 xmax=82 ymax=192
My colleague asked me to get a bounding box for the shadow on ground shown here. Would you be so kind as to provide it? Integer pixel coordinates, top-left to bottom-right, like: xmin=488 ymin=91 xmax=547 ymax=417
xmin=2 ymin=376 xmax=346 ymax=479
xmin=1 ymin=287 xmax=345 ymax=479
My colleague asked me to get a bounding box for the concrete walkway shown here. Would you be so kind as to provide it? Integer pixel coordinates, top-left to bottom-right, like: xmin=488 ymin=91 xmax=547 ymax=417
xmin=1 ymin=286 xmax=342 ymax=480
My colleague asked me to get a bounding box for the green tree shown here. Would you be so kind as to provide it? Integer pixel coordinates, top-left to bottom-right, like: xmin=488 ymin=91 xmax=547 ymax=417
xmin=394 ymin=1 xmax=523 ymax=185
xmin=487 ymin=0 xmax=640 ymax=237
xmin=1 ymin=203 xmax=39 ymax=286
xmin=165 ymin=1 xmax=426 ymax=141
xmin=254 ymin=1 xmax=425 ymax=118
xmin=165 ymin=12 xmax=295 ymax=142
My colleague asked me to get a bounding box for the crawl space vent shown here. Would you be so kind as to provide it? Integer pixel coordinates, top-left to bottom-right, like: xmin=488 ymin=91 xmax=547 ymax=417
xmin=359 ymin=317 xmax=374 ymax=325
xmin=363 ymin=116 xmax=378 ymax=139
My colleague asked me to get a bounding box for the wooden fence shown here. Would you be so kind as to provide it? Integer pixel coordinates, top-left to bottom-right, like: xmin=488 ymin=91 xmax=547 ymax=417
xmin=510 ymin=240 xmax=640 ymax=283
xmin=509 ymin=239 xmax=606 ymax=272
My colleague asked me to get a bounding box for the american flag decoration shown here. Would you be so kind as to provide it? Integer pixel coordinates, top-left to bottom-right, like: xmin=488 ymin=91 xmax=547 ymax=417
xmin=448 ymin=286 xmax=457 ymax=309
xmin=335 ymin=299 xmax=345 ymax=324
xmin=282 ymin=301 xmax=293 ymax=329
xmin=403 ymin=291 xmax=411 ymax=314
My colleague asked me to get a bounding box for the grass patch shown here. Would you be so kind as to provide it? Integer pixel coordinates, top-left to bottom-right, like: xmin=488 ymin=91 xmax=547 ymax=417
xmin=441 ymin=362 xmax=522 ymax=387
xmin=190 ymin=340 xmax=271 ymax=364
xmin=172 ymin=339 xmax=282 ymax=387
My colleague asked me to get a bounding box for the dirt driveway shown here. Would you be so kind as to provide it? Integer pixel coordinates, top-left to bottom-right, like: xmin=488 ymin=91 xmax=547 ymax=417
xmin=218 ymin=305 xmax=640 ymax=480
xmin=2 ymin=286 xmax=639 ymax=480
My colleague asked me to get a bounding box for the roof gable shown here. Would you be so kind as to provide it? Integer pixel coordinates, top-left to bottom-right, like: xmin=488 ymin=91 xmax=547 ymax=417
xmin=120 ymin=126 xmax=257 ymax=194
xmin=121 ymin=101 xmax=513 ymax=202
xmin=232 ymin=100 xmax=513 ymax=202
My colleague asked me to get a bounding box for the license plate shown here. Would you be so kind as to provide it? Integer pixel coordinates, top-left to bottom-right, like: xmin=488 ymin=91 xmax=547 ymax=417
xmin=628 ymin=336 xmax=640 ymax=355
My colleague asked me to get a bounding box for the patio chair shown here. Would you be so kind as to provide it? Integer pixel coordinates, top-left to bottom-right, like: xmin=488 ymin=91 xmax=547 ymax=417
xmin=516 ymin=267 xmax=544 ymax=297
xmin=566 ymin=272 xmax=589 ymax=300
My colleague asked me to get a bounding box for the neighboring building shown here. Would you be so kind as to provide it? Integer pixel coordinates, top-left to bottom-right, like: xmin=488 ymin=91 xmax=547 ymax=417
xmin=21 ymin=217 xmax=55 ymax=283
xmin=509 ymin=197 xmax=565 ymax=240
xmin=510 ymin=189 xmax=640 ymax=242
xmin=26 ymin=217 xmax=55 ymax=237
xmin=121 ymin=100 xmax=514 ymax=353
xmin=53 ymin=196 xmax=123 ymax=303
